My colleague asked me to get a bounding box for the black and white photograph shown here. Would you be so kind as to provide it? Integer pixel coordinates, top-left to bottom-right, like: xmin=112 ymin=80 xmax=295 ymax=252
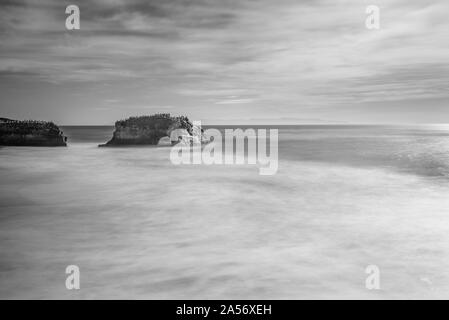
xmin=1 ymin=0 xmax=449 ymax=303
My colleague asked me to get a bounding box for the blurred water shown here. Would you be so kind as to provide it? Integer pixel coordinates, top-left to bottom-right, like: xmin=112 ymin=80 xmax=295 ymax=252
xmin=1 ymin=125 xmax=449 ymax=299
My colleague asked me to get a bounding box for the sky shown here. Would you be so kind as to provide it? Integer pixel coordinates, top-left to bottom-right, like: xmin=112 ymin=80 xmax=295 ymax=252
xmin=0 ymin=0 xmax=448 ymax=125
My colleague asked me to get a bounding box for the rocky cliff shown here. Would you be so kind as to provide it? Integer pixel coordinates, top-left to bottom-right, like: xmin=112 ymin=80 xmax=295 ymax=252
xmin=0 ymin=119 xmax=67 ymax=146
xmin=101 ymin=114 xmax=194 ymax=146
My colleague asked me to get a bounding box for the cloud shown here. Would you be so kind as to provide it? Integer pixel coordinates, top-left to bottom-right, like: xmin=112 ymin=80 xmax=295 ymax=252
xmin=215 ymin=99 xmax=255 ymax=105
xmin=0 ymin=0 xmax=448 ymax=123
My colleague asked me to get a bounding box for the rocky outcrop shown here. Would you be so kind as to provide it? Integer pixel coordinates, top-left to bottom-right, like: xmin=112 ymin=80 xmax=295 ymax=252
xmin=0 ymin=119 xmax=67 ymax=146
xmin=100 ymin=114 xmax=211 ymax=147
xmin=100 ymin=114 xmax=195 ymax=146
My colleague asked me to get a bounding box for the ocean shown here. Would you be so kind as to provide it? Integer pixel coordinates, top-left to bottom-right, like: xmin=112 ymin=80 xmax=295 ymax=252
xmin=1 ymin=125 xmax=449 ymax=299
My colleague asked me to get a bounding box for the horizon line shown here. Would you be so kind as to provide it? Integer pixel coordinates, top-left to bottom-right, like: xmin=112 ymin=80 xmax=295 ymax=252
xmin=58 ymin=123 xmax=449 ymax=127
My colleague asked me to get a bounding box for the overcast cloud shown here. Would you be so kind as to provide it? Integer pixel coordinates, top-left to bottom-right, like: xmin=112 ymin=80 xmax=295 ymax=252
xmin=0 ymin=0 xmax=448 ymax=124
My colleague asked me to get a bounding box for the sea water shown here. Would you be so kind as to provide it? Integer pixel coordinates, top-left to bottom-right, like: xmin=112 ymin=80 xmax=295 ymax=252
xmin=1 ymin=125 xmax=449 ymax=299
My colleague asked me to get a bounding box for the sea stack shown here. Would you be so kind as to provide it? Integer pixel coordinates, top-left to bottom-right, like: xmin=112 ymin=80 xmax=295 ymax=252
xmin=100 ymin=113 xmax=198 ymax=146
xmin=0 ymin=118 xmax=67 ymax=146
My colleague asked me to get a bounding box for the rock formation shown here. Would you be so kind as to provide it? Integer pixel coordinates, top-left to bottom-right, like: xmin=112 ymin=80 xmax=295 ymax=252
xmin=101 ymin=114 xmax=211 ymax=147
xmin=0 ymin=119 xmax=67 ymax=146
xmin=100 ymin=114 xmax=196 ymax=146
